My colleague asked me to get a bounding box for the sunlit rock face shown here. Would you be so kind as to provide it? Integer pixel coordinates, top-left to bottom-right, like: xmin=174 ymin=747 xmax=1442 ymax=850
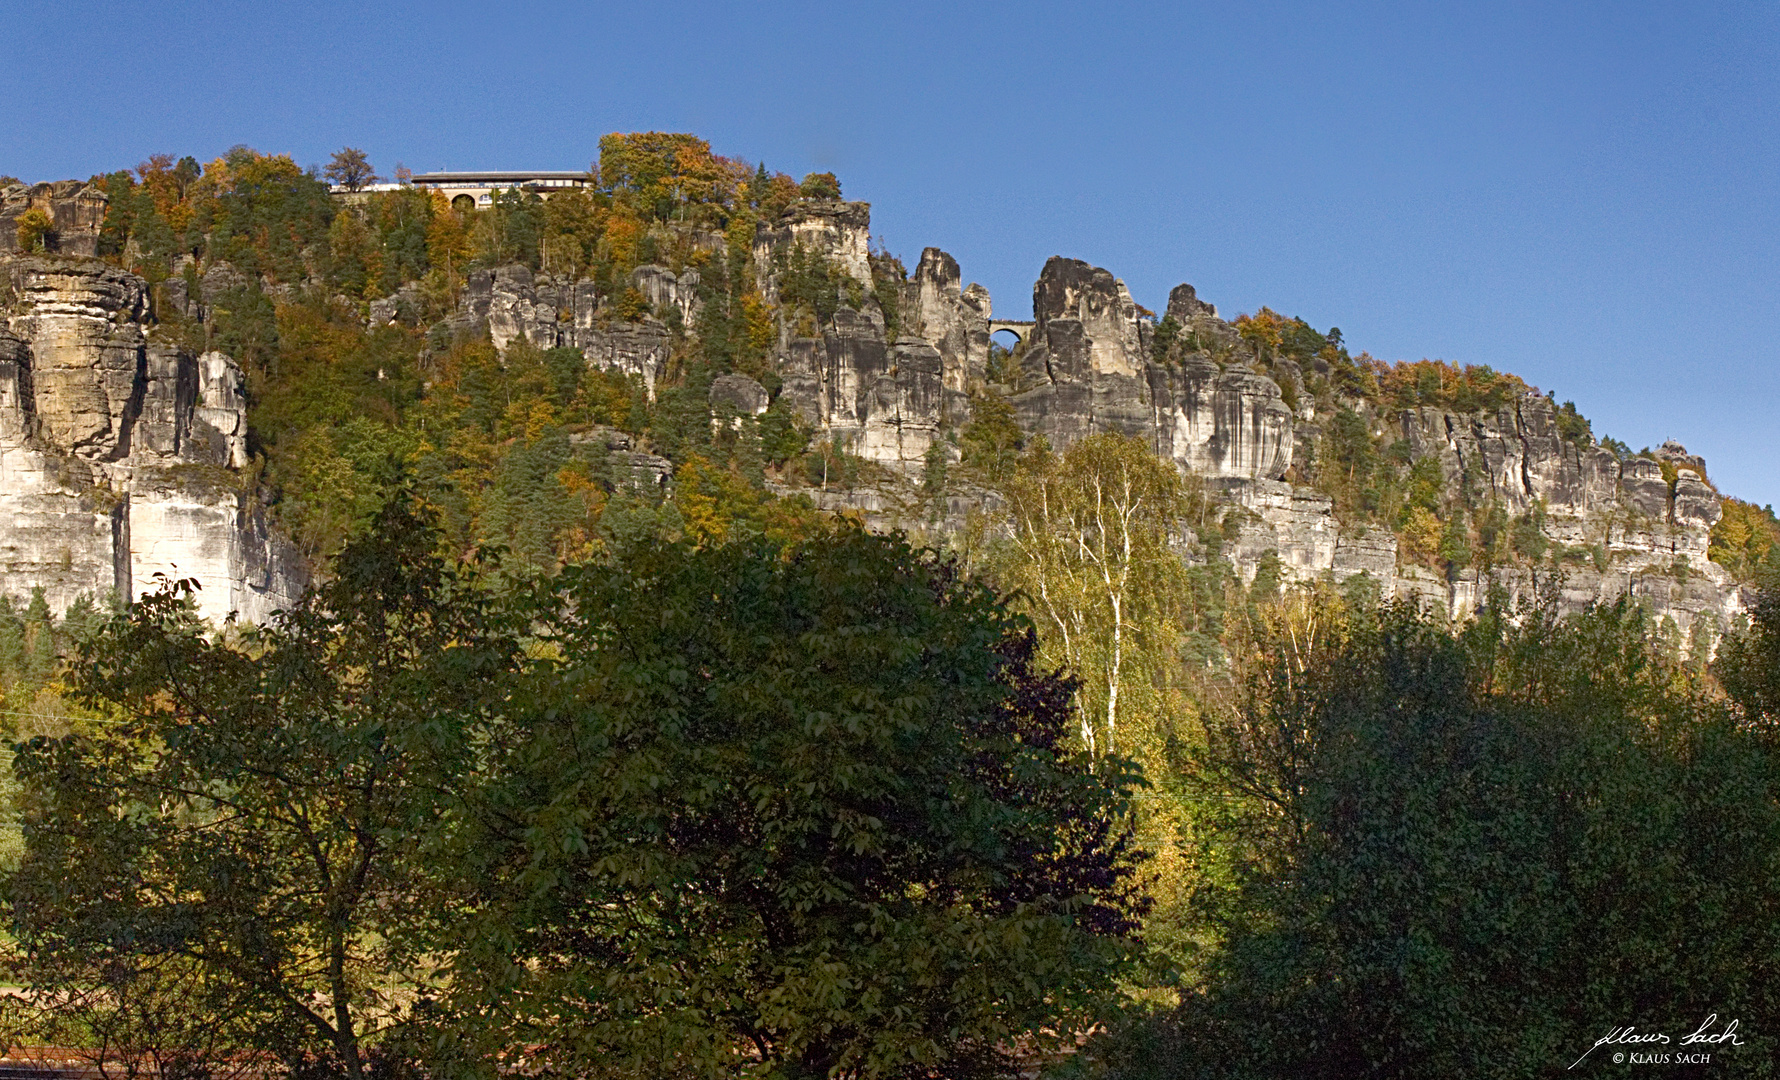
xmin=0 ymin=181 xmax=109 ymax=257
xmin=450 ymin=264 xmax=675 ymax=398
xmin=904 ymin=247 xmax=990 ymax=421
xmin=0 ymin=254 xmax=301 ymax=623
xmin=1010 ymin=257 xmax=1294 ymax=481
xmin=752 ymin=200 xmax=874 ymax=301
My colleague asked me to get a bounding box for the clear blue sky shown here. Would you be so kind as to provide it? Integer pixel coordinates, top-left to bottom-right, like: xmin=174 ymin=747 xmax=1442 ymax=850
xmin=7 ymin=1 xmax=1777 ymax=508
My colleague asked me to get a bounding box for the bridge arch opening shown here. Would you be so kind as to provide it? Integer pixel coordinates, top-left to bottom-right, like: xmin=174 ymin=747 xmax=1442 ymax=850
xmin=451 ymin=194 xmax=475 ymax=213
xmin=987 ymin=328 xmax=1026 ymax=386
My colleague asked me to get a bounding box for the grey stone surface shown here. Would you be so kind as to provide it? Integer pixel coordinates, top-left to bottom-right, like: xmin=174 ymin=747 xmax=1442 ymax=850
xmin=752 ymin=200 xmax=874 ymax=303
xmin=0 ymin=254 xmax=302 ymax=623
xmin=425 ymin=203 xmax=1748 ymax=654
xmin=0 ymin=181 xmax=108 ymax=257
xmin=709 ymin=373 xmax=769 ymax=417
xmin=630 ymin=264 xmax=701 ymax=325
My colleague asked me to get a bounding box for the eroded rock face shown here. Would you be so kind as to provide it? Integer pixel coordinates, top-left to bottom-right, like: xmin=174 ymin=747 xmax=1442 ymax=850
xmin=753 ymin=200 xmax=874 ymax=302
xmin=451 ymin=264 xmax=674 ymax=396
xmin=1011 ymin=257 xmax=1293 ymax=480
xmin=1 ymin=181 xmax=109 ymax=257
xmin=631 ymin=264 xmax=701 ymax=326
xmin=0 ymin=254 xmax=301 ymax=622
xmin=709 ymin=373 xmax=769 ymax=417
xmin=432 ymin=211 xmax=1744 ymax=651
xmin=905 ymin=248 xmax=989 ymax=418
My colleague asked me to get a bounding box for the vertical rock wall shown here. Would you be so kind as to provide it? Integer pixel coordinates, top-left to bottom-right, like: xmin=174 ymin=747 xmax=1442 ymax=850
xmin=0 ymin=254 xmax=302 ymax=623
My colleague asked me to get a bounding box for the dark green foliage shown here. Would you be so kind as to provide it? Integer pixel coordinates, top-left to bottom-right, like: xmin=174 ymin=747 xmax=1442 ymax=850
xmin=960 ymin=394 xmax=1024 ymax=481
xmin=1316 ymin=406 xmax=1387 ymax=521
xmin=1109 ymin=598 xmax=1780 ymax=1079
xmin=1473 ymin=501 xmax=1509 ymax=568
xmin=1149 ymin=314 xmax=1181 ymax=364
xmin=202 ymin=147 xmax=337 ymax=283
xmin=1247 ymin=550 xmax=1282 ymax=605
xmin=1276 ymin=317 xmax=1327 ymax=361
xmin=798 ymin=171 xmax=842 ymax=199
xmin=4 ymin=500 xmax=523 ymax=1076
xmin=758 ymin=400 xmax=810 ymax=465
xmin=206 ymin=281 xmax=279 ymax=371
xmin=1511 ymin=503 xmax=1550 ymax=562
xmin=920 ymin=440 xmax=949 ymax=509
xmin=472 ymin=187 xmax=544 ymax=268
xmin=1438 ymin=507 xmax=1470 ymax=573
xmin=1718 ymin=588 xmax=1780 ymax=732
xmin=0 ymin=589 xmax=66 ymax=699
xmin=1554 ymin=398 xmax=1593 ymax=449
xmin=430 ymin=530 xmax=1143 ymax=1077
xmin=646 ymin=365 xmax=719 ymax=462
xmin=475 ymin=429 xmax=583 ymax=570
xmin=1402 ymin=455 xmax=1445 ymax=516
xmin=777 ymin=242 xmax=860 ymax=324
xmin=1179 ymin=561 xmax=1235 ymax=668
xmin=871 ymin=250 xmax=906 ymax=341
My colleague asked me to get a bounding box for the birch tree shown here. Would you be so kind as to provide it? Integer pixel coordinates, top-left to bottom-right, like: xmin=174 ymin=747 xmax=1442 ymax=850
xmin=996 ymin=432 xmax=1199 ymax=761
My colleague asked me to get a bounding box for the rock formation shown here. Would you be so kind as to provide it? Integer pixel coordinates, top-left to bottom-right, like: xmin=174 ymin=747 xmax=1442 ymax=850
xmin=1225 ymin=399 xmax=1743 ymax=645
xmin=446 ymin=263 xmax=674 ymax=397
xmin=427 ymin=196 xmax=1746 ymax=651
xmin=0 ymin=254 xmax=301 ymax=623
xmin=1008 ymin=256 xmax=1294 ymax=481
xmin=1 ymin=181 xmax=108 ymax=257
xmin=902 ymin=248 xmax=990 ymax=417
xmin=752 ymin=199 xmax=874 ymax=303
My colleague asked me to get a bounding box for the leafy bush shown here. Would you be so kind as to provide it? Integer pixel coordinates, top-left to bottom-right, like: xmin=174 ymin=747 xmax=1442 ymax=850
xmin=1088 ymin=596 xmax=1780 ymax=1079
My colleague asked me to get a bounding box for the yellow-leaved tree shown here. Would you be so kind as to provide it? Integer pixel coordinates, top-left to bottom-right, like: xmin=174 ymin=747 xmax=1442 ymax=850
xmin=994 ymin=432 xmax=1199 ymax=764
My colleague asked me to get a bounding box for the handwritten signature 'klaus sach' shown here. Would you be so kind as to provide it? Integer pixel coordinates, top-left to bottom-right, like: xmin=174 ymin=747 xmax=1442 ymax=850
xmin=1569 ymin=1014 xmax=1745 ymax=1069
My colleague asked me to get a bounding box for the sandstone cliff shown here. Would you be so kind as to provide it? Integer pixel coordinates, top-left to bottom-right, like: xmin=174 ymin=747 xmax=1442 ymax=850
xmin=1 ymin=182 xmax=108 ymax=258
xmin=434 ymin=197 xmax=1746 ymax=649
xmin=0 ymin=254 xmax=301 ymax=623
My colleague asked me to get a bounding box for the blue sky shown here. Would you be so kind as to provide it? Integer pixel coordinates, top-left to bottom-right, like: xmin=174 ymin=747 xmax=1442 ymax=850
xmin=7 ymin=1 xmax=1777 ymax=508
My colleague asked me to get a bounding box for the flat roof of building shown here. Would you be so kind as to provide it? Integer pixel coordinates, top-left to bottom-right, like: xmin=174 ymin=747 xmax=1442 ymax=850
xmin=409 ymin=171 xmax=590 ymax=184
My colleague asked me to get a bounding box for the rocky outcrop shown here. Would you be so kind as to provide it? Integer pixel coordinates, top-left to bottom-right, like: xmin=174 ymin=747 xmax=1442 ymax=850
xmin=709 ymin=373 xmax=769 ymax=418
xmin=428 ymin=203 xmax=1745 ymax=652
xmin=753 ymin=200 xmax=874 ymax=303
xmin=567 ymin=426 xmax=673 ymax=493
xmin=1 ymin=181 xmax=109 ymax=257
xmin=904 ymin=248 xmax=990 ymax=419
xmin=0 ymin=254 xmax=301 ymax=623
xmin=447 ymin=264 xmax=674 ymax=396
xmin=1217 ymin=406 xmax=1744 ymax=650
xmin=1009 ymin=257 xmax=1293 ymax=481
xmin=631 ymin=264 xmax=701 ymax=325
xmin=1165 ymin=282 xmax=1217 ymax=322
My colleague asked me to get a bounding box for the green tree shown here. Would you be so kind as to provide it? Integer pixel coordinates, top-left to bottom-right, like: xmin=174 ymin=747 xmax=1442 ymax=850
xmin=959 ymin=394 xmax=1025 ymax=482
xmin=3 ymin=500 xmax=521 ymax=1077
xmin=1719 ymin=587 xmax=1780 ymax=733
xmin=1134 ymin=595 xmax=1780 ymax=1079
xmin=994 ymin=433 xmax=1198 ymax=763
xmin=430 ymin=529 xmax=1144 ymax=1079
xmin=13 ymin=208 xmax=53 ymax=252
xmin=798 ymin=171 xmax=842 ymax=199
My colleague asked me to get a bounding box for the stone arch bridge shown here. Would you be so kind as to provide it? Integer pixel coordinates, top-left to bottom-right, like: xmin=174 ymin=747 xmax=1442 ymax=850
xmin=988 ymin=319 xmax=1035 ymax=343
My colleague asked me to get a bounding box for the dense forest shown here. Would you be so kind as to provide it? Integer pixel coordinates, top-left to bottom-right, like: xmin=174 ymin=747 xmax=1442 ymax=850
xmin=3 ymin=135 xmax=1780 ymax=1077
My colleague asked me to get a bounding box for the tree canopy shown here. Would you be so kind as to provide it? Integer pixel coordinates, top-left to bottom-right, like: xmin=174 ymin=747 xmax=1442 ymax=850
xmin=3 ymin=511 xmax=1144 ymax=1080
